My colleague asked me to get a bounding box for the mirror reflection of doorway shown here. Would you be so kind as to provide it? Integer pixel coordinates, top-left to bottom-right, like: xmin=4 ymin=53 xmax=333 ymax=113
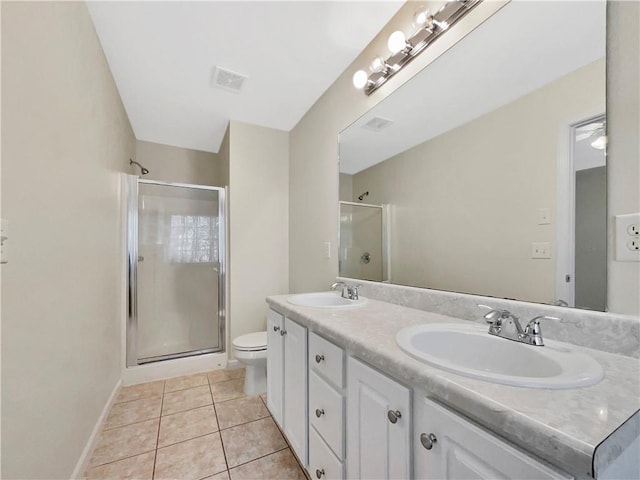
xmin=557 ymin=114 xmax=607 ymax=311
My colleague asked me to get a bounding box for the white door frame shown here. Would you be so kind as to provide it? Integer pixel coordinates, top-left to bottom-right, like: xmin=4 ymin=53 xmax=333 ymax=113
xmin=555 ymin=111 xmax=606 ymax=307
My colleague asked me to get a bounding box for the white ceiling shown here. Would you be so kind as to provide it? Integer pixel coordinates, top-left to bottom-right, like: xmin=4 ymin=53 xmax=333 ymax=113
xmin=339 ymin=0 xmax=606 ymax=174
xmin=87 ymin=1 xmax=403 ymax=153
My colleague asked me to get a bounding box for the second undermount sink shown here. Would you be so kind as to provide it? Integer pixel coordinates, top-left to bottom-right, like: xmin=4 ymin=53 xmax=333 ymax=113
xmin=396 ymin=323 xmax=604 ymax=389
xmin=287 ymin=291 xmax=367 ymax=308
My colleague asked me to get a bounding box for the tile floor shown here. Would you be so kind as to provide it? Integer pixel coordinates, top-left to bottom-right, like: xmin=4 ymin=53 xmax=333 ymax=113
xmin=85 ymin=368 xmax=307 ymax=480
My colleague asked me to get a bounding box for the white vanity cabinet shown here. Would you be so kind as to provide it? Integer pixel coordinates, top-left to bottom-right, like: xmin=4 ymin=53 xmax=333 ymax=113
xmin=266 ymin=309 xmax=308 ymax=466
xmin=347 ymin=356 xmax=412 ymax=480
xmin=414 ymin=395 xmax=573 ymax=480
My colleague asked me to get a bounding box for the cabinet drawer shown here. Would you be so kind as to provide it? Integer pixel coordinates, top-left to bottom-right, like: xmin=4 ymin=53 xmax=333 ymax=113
xmin=309 ymin=426 xmax=344 ymax=480
xmin=309 ymin=332 xmax=344 ymax=389
xmin=309 ymin=371 xmax=344 ymax=459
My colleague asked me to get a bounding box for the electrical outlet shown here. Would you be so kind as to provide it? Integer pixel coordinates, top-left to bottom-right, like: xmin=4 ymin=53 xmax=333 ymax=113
xmin=615 ymin=213 xmax=640 ymax=261
xmin=531 ymin=242 xmax=551 ymax=259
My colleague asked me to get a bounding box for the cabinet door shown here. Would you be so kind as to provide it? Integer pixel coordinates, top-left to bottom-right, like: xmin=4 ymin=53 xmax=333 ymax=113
xmin=266 ymin=309 xmax=284 ymax=427
xmin=283 ymin=317 xmax=308 ymax=466
xmin=414 ymin=396 xmax=572 ymax=480
xmin=347 ymin=357 xmax=411 ymax=480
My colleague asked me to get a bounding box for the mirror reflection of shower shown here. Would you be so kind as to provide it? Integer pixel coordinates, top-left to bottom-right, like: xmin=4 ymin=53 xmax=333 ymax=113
xmin=130 ymin=158 xmax=150 ymax=175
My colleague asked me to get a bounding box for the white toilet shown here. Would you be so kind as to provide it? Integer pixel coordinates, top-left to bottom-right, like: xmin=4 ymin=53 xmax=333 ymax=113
xmin=232 ymin=331 xmax=268 ymax=396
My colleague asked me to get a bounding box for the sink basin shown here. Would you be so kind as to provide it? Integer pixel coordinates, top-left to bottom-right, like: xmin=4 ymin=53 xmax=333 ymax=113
xmin=396 ymin=323 xmax=604 ymax=389
xmin=287 ymin=292 xmax=366 ymax=308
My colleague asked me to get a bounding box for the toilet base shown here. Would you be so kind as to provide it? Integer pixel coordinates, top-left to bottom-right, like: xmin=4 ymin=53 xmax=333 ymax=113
xmin=243 ymin=364 xmax=266 ymax=396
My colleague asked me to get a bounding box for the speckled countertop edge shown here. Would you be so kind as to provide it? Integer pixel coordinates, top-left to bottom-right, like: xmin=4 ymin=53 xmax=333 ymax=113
xmin=266 ymin=295 xmax=640 ymax=478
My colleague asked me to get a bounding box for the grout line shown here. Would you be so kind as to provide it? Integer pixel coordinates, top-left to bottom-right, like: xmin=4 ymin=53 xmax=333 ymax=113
xmin=161 ymin=400 xmax=213 ymax=418
xmin=218 ymin=413 xmax=272 ymax=432
xmin=86 ymin=448 xmax=158 ymax=470
xmin=164 ymin=380 xmax=210 ymax=395
xmin=113 ymin=392 xmax=163 ymax=406
xmin=100 ymin=415 xmax=161 ymax=432
xmin=209 ymin=375 xmax=230 ymax=472
xmin=227 ymin=446 xmax=290 ymax=471
xmin=157 ymin=430 xmax=222 ymax=451
xmin=152 ymin=386 xmax=165 ymax=479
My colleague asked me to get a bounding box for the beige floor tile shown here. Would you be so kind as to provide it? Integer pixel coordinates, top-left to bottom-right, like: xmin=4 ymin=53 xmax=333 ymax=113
xmin=162 ymin=385 xmax=212 ymax=416
xmin=89 ymin=419 xmax=158 ymax=467
xmin=208 ymin=368 xmax=245 ymax=384
xmin=154 ymin=433 xmax=227 ymax=480
xmin=84 ymin=451 xmax=154 ymax=480
xmin=210 ymin=378 xmax=246 ymax=403
xmin=165 ymin=373 xmax=209 ymax=393
xmin=104 ymin=395 xmax=162 ymax=430
xmin=259 ymin=393 xmax=267 ymax=405
xmin=115 ymin=380 xmax=164 ymax=403
xmin=159 ymin=404 xmax=219 ymax=447
xmin=221 ymin=417 xmax=287 ymax=468
xmin=216 ymin=396 xmax=269 ymax=430
xmin=229 ymin=449 xmax=306 ymax=480
xmin=203 ymin=471 xmax=230 ymax=480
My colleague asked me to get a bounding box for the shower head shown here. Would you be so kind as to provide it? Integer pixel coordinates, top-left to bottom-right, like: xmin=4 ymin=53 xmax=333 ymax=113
xmin=130 ymin=159 xmax=150 ymax=175
xmin=358 ymin=191 xmax=369 ymax=201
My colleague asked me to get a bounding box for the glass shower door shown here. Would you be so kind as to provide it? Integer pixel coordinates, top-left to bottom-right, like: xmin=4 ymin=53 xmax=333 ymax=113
xmin=127 ymin=178 xmax=225 ymax=366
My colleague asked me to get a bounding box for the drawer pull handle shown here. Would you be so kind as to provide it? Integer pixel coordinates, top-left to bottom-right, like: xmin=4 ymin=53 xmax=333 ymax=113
xmin=420 ymin=433 xmax=438 ymax=450
xmin=273 ymin=325 xmax=280 ymax=332
xmin=315 ymin=354 xmax=325 ymax=363
xmin=315 ymin=408 xmax=325 ymax=418
xmin=316 ymin=469 xmax=325 ymax=479
xmin=387 ymin=410 xmax=402 ymax=424
xmin=280 ymin=330 xmax=287 ymax=336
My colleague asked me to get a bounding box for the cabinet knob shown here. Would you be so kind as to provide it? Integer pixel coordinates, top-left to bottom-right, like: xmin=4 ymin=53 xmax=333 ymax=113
xmin=273 ymin=325 xmax=280 ymax=332
xmin=315 ymin=408 xmax=325 ymax=418
xmin=315 ymin=354 xmax=325 ymax=363
xmin=280 ymin=330 xmax=287 ymax=336
xmin=315 ymin=469 xmax=325 ymax=479
xmin=420 ymin=433 xmax=438 ymax=450
xmin=387 ymin=410 xmax=402 ymax=424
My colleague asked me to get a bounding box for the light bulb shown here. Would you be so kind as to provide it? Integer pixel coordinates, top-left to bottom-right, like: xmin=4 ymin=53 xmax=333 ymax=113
xmin=369 ymin=57 xmax=386 ymax=74
xmin=591 ymin=135 xmax=607 ymax=150
xmin=413 ymin=9 xmax=432 ymax=29
xmin=387 ymin=31 xmax=407 ymax=54
xmin=352 ymin=70 xmax=368 ymax=90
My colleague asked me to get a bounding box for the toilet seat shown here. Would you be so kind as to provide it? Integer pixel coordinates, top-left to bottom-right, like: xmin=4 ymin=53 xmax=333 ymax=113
xmin=233 ymin=331 xmax=267 ymax=352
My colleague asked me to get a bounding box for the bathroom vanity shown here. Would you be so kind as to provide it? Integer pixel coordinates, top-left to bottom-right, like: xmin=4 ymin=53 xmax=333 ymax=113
xmin=265 ymin=294 xmax=640 ymax=480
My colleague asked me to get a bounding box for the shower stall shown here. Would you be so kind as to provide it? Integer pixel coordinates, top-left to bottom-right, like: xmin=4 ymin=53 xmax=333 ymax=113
xmin=126 ymin=176 xmax=226 ymax=366
xmin=339 ymin=201 xmax=390 ymax=282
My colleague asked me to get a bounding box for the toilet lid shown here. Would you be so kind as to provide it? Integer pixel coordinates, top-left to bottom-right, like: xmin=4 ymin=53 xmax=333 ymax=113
xmin=233 ymin=331 xmax=267 ymax=351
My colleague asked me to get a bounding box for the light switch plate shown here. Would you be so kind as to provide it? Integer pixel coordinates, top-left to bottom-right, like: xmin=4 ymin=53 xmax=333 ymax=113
xmin=537 ymin=208 xmax=551 ymax=225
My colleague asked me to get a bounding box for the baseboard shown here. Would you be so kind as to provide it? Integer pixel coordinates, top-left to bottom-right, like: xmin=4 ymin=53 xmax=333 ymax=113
xmin=70 ymin=379 xmax=122 ymax=479
xmin=226 ymin=359 xmax=241 ymax=369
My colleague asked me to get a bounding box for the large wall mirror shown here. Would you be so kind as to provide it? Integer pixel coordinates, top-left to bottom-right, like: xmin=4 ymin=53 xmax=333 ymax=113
xmin=338 ymin=1 xmax=607 ymax=310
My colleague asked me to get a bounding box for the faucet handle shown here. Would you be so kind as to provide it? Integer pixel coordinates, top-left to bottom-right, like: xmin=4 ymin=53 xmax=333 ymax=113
xmin=348 ymin=284 xmax=363 ymax=300
xmin=523 ymin=315 xmax=560 ymax=346
xmin=483 ymin=309 xmax=507 ymax=324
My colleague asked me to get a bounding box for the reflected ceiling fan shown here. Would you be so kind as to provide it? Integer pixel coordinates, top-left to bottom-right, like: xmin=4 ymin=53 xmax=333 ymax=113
xmin=575 ymin=121 xmax=607 ymax=150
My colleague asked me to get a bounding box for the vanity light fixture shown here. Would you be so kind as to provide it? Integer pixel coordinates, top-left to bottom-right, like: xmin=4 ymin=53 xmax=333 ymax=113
xmin=590 ymin=134 xmax=607 ymax=150
xmin=352 ymin=0 xmax=481 ymax=95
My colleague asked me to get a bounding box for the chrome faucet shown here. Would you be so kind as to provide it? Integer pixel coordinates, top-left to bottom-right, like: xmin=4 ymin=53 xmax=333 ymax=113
xmin=330 ymin=281 xmax=362 ymax=300
xmin=483 ymin=309 xmax=560 ymax=346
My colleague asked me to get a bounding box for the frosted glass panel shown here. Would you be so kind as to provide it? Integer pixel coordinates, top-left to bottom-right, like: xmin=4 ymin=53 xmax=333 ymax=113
xmin=339 ymin=203 xmax=383 ymax=282
xmin=137 ymin=183 xmax=221 ymax=362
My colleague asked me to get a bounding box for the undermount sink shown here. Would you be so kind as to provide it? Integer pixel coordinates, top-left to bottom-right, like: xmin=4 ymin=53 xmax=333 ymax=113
xmin=396 ymin=323 xmax=604 ymax=389
xmin=287 ymin=292 xmax=366 ymax=308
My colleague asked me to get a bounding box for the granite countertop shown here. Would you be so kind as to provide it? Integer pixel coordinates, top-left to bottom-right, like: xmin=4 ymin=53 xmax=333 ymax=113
xmin=266 ymin=294 xmax=640 ymax=478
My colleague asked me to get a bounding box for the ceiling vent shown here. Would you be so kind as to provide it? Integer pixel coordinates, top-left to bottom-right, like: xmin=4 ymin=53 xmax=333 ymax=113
xmin=362 ymin=116 xmax=394 ymax=132
xmin=212 ymin=66 xmax=247 ymax=94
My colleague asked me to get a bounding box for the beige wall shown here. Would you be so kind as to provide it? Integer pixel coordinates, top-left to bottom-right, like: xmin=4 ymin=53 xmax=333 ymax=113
xmin=607 ymin=1 xmax=640 ymax=315
xmin=352 ymin=60 xmax=604 ymax=304
xmin=289 ymin=1 xmax=639 ymax=315
xmin=289 ymin=1 xmax=508 ymax=294
xmin=135 ymin=139 xmax=223 ymax=187
xmin=228 ymin=121 xmax=289 ymax=347
xmin=1 ymin=2 xmax=135 ymax=478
